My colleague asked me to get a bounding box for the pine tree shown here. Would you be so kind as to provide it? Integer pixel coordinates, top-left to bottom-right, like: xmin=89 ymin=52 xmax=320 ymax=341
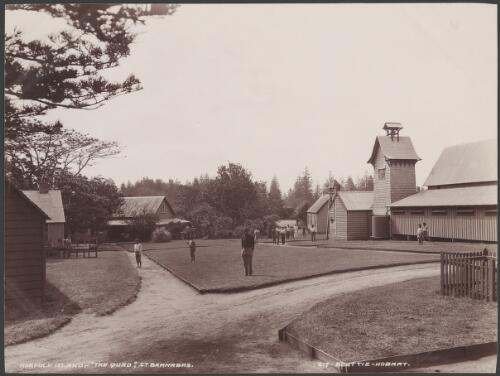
xmin=268 ymin=176 xmax=284 ymax=215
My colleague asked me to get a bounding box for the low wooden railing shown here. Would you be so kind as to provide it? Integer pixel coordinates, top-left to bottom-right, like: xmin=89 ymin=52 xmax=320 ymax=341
xmin=441 ymin=249 xmax=497 ymax=302
xmin=45 ymin=240 xmax=99 ymax=258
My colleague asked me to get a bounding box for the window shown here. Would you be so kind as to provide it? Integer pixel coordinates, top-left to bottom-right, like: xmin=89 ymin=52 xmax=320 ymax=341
xmin=378 ymin=168 xmax=386 ymax=180
xmin=392 ymin=210 xmax=405 ymax=215
xmin=410 ymin=209 xmax=424 ymax=215
xmin=485 ymin=209 xmax=497 ymax=217
xmin=456 ymin=207 xmax=474 ymax=216
xmin=431 ymin=208 xmax=448 ymax=216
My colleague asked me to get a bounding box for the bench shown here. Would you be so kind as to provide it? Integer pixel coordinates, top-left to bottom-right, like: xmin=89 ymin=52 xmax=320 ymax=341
xmin=45 ymin=243 xmax=98 ymax=258
xmin=71 ymin=243 xmax=98 ymax=258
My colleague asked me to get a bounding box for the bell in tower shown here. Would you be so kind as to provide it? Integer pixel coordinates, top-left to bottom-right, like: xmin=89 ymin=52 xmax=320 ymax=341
xmin=383 ymin=122 xmax=403 ymax=141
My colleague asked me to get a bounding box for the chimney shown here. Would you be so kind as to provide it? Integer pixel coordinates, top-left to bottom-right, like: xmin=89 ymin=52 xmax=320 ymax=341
xmin=38 ymin=181 xmax=49 ymax=194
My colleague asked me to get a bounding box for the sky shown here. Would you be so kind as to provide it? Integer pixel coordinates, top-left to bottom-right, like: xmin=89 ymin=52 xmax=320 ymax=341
xmin=5 ymin=3 xmax=497 ymax=192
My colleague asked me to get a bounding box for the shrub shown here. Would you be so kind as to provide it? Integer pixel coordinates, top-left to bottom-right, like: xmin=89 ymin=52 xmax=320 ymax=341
xmin=151 ymin=228 xmax=172 ymax=243
xmin=233 ymin=225 xmax=246 ymax=238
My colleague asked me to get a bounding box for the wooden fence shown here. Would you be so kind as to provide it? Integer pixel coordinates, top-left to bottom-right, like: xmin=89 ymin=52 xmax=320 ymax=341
xmin=441 ymin=249 xmax=497 ymax=302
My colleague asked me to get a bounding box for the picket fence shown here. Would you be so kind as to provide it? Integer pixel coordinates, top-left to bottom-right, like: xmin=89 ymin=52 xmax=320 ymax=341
xmin=440 ymin=249 xmax=497 ymax=302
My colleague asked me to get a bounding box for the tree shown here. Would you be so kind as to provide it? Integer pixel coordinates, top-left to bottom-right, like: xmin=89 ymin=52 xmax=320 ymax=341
xmin=355 ymin=173 xmax=374 ymax=191
xmin=285 ymin=167 xmax=314 ymax=210
xmin=5 ymin=4 xmax=177 ymax=183
xmin=212 ymin=162 xmax=257 ymax=223
xmin=6 ymin=128 xmax=120 ymax=188
xmin=344 ymin=176 xmax=356 ymax=191
xmin=313 ymin=183 xmax=322 ymax=201
xmin=295 ymin=202 xmax=310 ymax=224
xmin=268 ymin=176 xmax=284 ymax=215
xmin=323 ymin=171 xmax=341 ymax=192
xmin=127 ymin=210 xmax=159 ymax=241
xmin=56 ymin=173 xmax=123 ymax=235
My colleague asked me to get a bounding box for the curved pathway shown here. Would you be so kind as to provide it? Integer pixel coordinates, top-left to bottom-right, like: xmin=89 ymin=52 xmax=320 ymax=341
xmin=4 ymin=254 xmax=491 ymax=373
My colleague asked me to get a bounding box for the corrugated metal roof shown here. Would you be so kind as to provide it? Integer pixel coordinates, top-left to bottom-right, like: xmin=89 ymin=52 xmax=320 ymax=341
xmin=337 ymin=191 xmax=373 ymax=211
xmin=107 ymin=219 xmax=130 ymax=226
xmin=157 ymin=218 xmax=191 ymax=226
xmin=22 ymin=190 xmax=65 ymax=223
xmin=116 ymin=196 xmax=167 ymax=217
xmin=307 ymin=195 xmax=330 ymax=213
xmin=389 ymin=185 xmax=497 ymax=207
xmin=276 ymin=219 xmax=297 ymax=227
xmin=367 ymin=136 xmax=421 ymax=164
xmin=424 ymin=139 xmax=497 ymax=187
xmin=6 ymin=180 xmax=49 ymax=220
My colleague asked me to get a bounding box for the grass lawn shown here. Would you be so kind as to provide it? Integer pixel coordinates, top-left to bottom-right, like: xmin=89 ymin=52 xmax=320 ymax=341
xmin=5 ymin=250 xmax=140 ymax=346
xmin=144 ymin=240 xmax=439 ymax=292
xmin=286 ymin=276 xmax=497 ymax=362
xmin=290 ymin=238 xmax=497 ymax=254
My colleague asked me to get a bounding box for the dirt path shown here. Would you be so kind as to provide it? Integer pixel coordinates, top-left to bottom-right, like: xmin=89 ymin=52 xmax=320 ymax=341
xmin=4 ymin=254 xmax=491 ymax=373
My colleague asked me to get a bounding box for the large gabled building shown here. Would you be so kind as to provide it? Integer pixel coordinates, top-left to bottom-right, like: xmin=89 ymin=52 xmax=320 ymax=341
xmin=390 ymin=139 xmax=497 ymax=242
xmin=107 ymin=195 xmax=189 ymax=239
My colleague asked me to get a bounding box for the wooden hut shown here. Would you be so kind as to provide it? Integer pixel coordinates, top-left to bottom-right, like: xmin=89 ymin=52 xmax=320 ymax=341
xmin=107 ymin=196 xmax=178 ymax=239
xmin=367 ymin=123 xmax=421 ymax=238
xmin=307 ymin=195 xmax=330 ymax=234
xmin=5 ymin=180 xmax=49 ymax=306
xmin=390 ymin=139 xmax=497 ymax=242
xmin=23 ymin=188 xmax=65 ymax=247
xmin=329 ymin=191 xmax=373 ymax=240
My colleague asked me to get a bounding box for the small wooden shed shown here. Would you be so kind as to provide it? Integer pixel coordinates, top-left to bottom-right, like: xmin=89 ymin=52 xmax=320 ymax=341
xmin=329 ymin=191 xmax=373 ymax=240
xmin=307 ymin=195 xmax=330 ymax=234
xmin=5 ymin=180 xmax=49 ymax=306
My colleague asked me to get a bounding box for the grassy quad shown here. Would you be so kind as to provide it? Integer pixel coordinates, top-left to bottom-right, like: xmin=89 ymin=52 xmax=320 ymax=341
xmin=286 ymin=276 xmax=497 ymax=363
xmin=143 ymin=239 xmax=440 ymax=292
xmin=5 ymin=248 xmax=140 ymax=346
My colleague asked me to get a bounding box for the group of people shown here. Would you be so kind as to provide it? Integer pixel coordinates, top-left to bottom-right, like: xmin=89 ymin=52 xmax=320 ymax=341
xmin=416 ymin=222 xmax=429 ymax=244
xmin=271 ymin=225 xmax=301 ymax=245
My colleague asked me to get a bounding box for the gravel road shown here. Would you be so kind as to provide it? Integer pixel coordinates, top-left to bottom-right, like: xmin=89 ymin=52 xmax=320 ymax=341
xmin=4 ymin=254 xmax=494 ymax=373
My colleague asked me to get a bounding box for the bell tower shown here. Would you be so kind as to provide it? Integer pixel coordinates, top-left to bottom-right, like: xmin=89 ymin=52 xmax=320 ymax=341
xmin=367 ymin=123 xmax=421 ymax=237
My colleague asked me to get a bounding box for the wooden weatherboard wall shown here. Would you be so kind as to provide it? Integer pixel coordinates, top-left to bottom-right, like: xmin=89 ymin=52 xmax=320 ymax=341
xmin=347 ymin=211 xmax=372 ymax=240
xmin=389 ymin=160 xmax=418 ymax=203
xmin=331 ymin=196 xmax=347 ymax=239
xmin=5 ymin=182 xmax=48 ymax=305
xmin=391 ymin=206 xmax=497 ymax=242
xmin=372 ymin=146 xmax=391 ymax=216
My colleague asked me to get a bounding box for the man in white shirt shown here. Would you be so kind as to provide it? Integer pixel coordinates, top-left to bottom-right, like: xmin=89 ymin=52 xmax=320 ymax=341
xmin=134 ymin=238 xmax=143 ymax=268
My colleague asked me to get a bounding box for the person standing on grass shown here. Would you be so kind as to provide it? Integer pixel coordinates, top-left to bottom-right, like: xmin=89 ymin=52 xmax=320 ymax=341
xmin=422 ymin=222 xmax=429 ymax=241
xmin=241 ymin=228 xmax=255 ymax=276
xmin=302 ymin=226 xmax=306 ymax=238
xmin=254 ymin=228 xmax=260 ymax=244
xmin=417 ymin=224 xmax=423 ymax=245
xmin=311 ymin=224 xmax=317 ymax=242
xmin=187 ymin=239 xmax=196 ymax=263
xmin=271 ymin=226 xmax=276 ymax=244
xmin=280 ymin=226 xmax=286 ymax=244
xmin=134 ymin=238 xmax=143 ymax=268
xmin=294 ymin=224 xmax=299 ymax=240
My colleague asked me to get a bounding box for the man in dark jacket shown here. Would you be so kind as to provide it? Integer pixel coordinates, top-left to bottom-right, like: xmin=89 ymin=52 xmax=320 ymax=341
xmin=241 ymin=228 xmax=255 ymax=276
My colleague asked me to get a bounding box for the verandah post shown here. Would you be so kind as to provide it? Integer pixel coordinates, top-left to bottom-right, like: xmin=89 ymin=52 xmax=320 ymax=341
xmin=440 ymin=252 xmax=444 ymax=295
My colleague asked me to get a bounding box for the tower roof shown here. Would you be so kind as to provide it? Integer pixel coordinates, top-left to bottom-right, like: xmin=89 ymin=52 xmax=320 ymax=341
xmin=367 ymin=136 xmax=421 ymax=165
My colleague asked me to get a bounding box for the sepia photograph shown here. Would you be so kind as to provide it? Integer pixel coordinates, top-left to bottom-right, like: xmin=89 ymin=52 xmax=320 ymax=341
xmin=3 ymin=2 xmax=498 ymax=374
